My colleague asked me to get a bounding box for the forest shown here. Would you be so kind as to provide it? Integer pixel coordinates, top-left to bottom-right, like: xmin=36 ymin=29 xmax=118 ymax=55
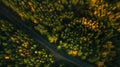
xmin=0 ymin=0 xmax=120 ymax=67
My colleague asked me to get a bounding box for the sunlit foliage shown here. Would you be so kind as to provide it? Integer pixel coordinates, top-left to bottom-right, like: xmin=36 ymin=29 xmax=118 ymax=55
xmin=0 ymin=0 xmax=120 ymax=67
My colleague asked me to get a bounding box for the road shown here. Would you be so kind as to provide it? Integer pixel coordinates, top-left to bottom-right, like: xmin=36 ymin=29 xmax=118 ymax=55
xmin=0 ymin=2 xmax=93 ymax=67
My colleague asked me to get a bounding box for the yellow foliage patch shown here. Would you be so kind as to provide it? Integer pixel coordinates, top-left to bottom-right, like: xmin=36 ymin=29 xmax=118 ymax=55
xmin=48 ymin=36 xmax=58 ymax=43
xmin=4 ymin=56 xmax=10 ymax=60
xmin=97 ymin=61 xmax=104 ymax=67
xmin=72 ymin=50 xmax=78 ymax=56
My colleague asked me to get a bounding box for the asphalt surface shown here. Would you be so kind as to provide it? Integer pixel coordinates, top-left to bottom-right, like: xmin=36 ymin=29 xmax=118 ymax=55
xmin=0 ymin=2 xmax=93 ymax=67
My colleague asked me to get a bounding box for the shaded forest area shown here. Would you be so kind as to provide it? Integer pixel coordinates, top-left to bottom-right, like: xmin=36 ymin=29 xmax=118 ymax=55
xmin=0 ymin=0 xmax=120 ymax=67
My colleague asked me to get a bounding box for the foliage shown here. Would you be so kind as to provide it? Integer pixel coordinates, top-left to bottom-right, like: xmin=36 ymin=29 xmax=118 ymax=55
xmin=0 ymin=0 xmax=120 ymax=67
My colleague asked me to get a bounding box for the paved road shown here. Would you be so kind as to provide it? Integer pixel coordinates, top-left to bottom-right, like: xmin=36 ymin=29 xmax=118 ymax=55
xmin=0 ymin=2 xmax=93 ymax=67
